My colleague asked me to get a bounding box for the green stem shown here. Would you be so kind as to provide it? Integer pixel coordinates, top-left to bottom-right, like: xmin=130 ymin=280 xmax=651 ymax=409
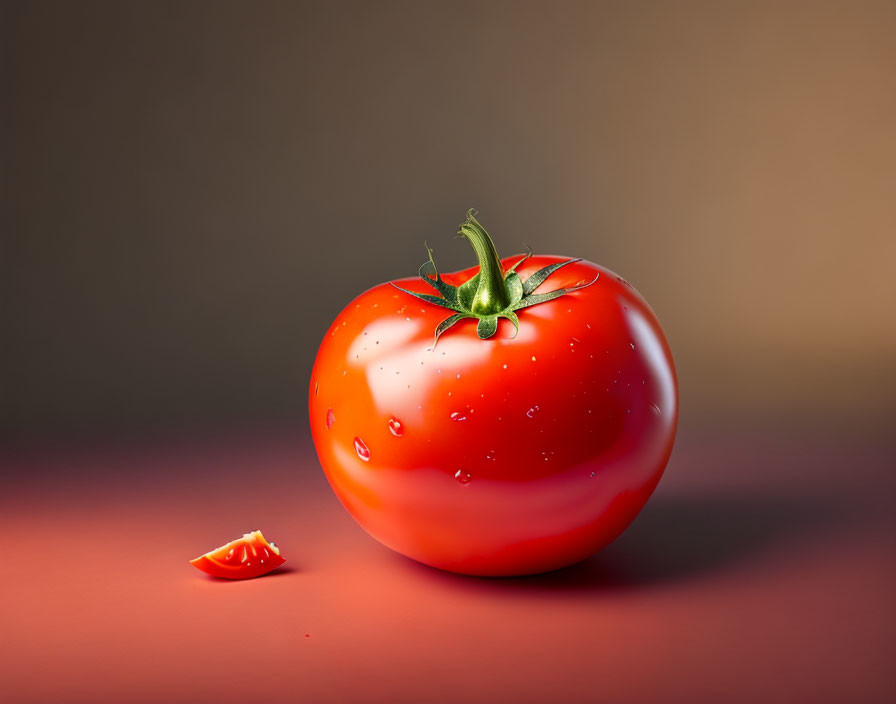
xmin=458 ymin=210 xmax=511 ymax=315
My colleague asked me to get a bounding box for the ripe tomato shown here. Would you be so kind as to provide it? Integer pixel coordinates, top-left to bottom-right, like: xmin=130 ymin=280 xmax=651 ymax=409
xmin=190 ymin=530 xmax=285 ymax=579
xmin=309 ymin=211 xmax=677 ymax=576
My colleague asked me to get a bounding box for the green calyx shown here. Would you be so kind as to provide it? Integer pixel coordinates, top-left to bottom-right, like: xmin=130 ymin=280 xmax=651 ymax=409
xmin=392 ymin=209 xmax=597 ymax=343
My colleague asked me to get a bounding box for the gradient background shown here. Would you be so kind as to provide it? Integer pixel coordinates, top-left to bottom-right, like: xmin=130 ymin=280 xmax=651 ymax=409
xmin=2 ymin=1 xmax=894 ymax=702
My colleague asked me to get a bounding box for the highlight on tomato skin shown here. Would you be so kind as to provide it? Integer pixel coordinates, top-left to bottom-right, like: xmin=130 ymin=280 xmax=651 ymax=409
xmin=189 ymin=530 xmax=285 ymax=580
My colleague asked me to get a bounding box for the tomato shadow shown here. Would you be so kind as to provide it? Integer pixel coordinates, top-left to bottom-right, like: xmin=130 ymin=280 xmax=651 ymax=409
xmin=537 ymin=493 xmax=851 ymax=591
xmin=394 ymin=492 xmax=855 ymax=593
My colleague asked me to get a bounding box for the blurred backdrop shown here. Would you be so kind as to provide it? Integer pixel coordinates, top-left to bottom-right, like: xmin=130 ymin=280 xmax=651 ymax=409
xmin=3 ymin=0 xmax=895 ymax=443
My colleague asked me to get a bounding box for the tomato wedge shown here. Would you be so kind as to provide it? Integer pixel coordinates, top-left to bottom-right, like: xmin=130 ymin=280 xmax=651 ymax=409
xmin=189 ymin=530 xmax=285 ymax=579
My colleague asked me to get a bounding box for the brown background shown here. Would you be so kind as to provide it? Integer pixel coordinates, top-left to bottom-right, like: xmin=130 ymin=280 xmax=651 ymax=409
xmin=5 ymin=0 xmax=895 ymax=441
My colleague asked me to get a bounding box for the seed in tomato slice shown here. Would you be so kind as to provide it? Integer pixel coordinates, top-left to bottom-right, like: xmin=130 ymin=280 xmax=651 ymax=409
xmin=189 ymin=530 xmax=286 ymax=580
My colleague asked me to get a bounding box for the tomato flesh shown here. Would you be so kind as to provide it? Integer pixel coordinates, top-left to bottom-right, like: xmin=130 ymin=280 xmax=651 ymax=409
xmin=310 ymin=256 xmax=677 ymax=576
xmin=190 ymin=530 xmax=285 ymax=579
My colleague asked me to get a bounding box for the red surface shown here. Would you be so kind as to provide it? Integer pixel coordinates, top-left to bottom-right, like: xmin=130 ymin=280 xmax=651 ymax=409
xmin=309 ymin=256 xmax=678 ymax=575
xmin=1 ymin=424 xmax=894 ymax=703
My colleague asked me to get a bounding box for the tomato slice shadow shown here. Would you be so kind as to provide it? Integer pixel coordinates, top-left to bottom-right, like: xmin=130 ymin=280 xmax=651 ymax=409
xmin=199 ymin=564 xmax=298 ymax=582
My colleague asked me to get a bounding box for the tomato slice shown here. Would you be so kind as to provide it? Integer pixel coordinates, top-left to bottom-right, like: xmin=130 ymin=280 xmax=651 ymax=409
xmin=189 ymin=530 xmax=285 ymax=579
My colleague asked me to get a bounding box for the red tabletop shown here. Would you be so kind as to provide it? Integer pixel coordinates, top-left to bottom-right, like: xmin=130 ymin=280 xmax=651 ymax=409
xmin=1 ymin=423 xmax=893 ymax=703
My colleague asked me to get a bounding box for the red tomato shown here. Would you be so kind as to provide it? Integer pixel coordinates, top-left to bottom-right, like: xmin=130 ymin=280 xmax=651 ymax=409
xmin=309 ymin=211 xmax=677 ymax=576
xmin=190 ymin=530 xmax=285 ymax=579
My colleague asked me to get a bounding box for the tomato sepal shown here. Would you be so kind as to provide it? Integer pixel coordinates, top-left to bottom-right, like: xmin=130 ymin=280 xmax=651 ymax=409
xmin=393 ymin=210 xmax=598 ymax=343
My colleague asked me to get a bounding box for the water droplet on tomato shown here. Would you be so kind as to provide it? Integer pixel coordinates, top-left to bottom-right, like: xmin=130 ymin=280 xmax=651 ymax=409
xmin=388 ymin=418 xmax=404 ymax=436
xmin=225 ymin=548 xmax=235 ymax=561
xmin=354 ymin=437 xmax=370 ymax=461
xmin=630 ymin=342 xmax=635 ymax=349
xmin=326 ymin=409 xmax=335 ymax=429
xmin=590 ymin=471 xmax=595 ymax=478
xmin=650 ymin=403 xmax=662 ymax=415
xmin=450 ymin=410 xmax=467 ymax=421
xmin=526 ymin=405 xmax=540 ymax=418
xmin=455 ymin=469 xmax=472 ymax=485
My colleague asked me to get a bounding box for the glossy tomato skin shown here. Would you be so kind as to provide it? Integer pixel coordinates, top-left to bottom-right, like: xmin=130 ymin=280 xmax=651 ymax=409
xmin=309 ymin=256 xmax=677 ymax=576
